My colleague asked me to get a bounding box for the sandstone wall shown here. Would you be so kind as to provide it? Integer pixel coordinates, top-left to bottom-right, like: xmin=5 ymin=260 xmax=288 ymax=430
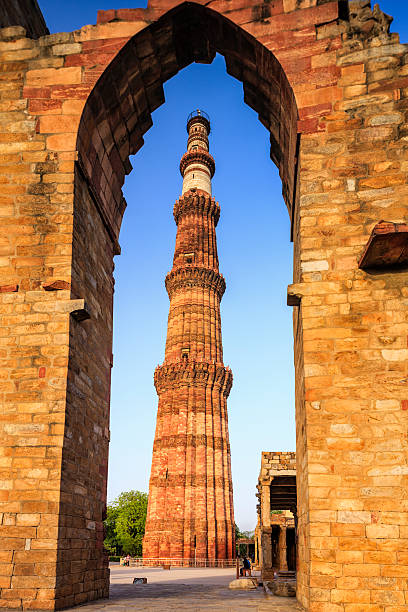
xmin=0 ymin=1 xmax=407 ymax=610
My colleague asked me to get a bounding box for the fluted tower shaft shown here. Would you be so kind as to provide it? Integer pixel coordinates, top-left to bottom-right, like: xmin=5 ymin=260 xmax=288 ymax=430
xmin=143 ymin=112 xmax=235 ymax=562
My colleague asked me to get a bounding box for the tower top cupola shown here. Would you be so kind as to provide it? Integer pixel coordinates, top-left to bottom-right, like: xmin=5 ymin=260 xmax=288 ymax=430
xmin=180 ymin=109 xmax=215 ymax=196
xmin=186 ymin=109 xmax=211 ymax=134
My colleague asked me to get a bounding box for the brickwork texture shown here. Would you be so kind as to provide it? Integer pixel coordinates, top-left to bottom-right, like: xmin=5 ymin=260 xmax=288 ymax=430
xmin=0 ymin=0 xmax=408 ymax=610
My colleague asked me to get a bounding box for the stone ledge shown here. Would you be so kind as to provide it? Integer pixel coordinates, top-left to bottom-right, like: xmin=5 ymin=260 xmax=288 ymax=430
xmin=154 ymin=360 xmax=233 ymax=395
xmin=180 ymin=149 xmax=215 ymax=178
xmin=165 ymin=266 xmax=226 ymax=299
xmin=173 ymin=190 xmax=220 ymax=226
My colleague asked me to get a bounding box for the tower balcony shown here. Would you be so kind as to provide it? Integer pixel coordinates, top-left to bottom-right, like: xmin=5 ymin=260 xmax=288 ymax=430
xmin=154 ymin=359 xmax=233 ymax=396
xmin=165 ymin=266 xmax=226 ymax=299
xmin=180 ymin=149 xmax=215 ymax=178
xmin=173 ymin=190 xmax=220 ymax=225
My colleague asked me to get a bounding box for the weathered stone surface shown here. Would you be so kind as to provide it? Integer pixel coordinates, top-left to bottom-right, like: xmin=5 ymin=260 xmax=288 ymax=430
xmin=267 ymin=579 xmax=297 ymax=597
xmin=229 ymin=578 xmax=257 ymax=590
xmin=0 ymin=0 xmax=408 ymax=610
xmin=42 ymin=279 xmax=70 ymax=291
xmin=346 ymin=1 xmax=393 ymax=41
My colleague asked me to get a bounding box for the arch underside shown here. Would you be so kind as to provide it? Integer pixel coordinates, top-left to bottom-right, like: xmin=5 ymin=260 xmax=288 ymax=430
xmin=76 ymin=2 xmax=298 ymax=247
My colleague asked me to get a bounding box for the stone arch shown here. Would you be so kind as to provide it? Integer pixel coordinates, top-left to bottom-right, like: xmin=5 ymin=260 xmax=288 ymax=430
xmin=65 ymin=4 xmax=299 ymax=610
xmin=75 ymin=2 xmax=298 ymax=247
xmin=67 ymin=4 xmax=299 ymax=606
xmin=1 ymin=1 xmax=408 ymax=611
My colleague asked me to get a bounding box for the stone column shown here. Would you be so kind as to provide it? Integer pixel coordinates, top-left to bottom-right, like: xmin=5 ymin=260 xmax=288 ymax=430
xmin=261 ymin=479 xmax=271 ymax=528
xmin=261 ymin=528 xmax=272 ymax=575
xmin=279 ymin=525 xmax=288 ymax=571
xmin=260 ymin=479 xmax=272 ymax=577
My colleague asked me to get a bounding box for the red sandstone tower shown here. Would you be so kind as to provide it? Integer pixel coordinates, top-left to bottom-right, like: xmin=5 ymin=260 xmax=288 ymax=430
xmin=143 ymin=111 xmax=235 ymax=563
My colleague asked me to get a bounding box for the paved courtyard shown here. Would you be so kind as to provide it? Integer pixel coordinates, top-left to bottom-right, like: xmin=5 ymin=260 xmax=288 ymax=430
xmin=65 ymin=565 xmax=302 ymax=611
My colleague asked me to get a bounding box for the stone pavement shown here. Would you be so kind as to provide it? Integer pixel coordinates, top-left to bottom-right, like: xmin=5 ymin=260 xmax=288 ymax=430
xmin=64 ymin=566 xmax=302 ymax=611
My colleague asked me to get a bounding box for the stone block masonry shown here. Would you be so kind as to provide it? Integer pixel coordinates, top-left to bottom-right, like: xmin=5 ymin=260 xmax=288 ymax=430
xmin=0 ymin=0 xmax=407 ymax=610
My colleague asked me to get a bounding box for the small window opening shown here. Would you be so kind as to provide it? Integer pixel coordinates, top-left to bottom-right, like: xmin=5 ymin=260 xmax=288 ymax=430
xmin=181 ymin=348 xmax=190 ymax=360
xmin=184 ymin=252 xmax=194 ymax=264
xmin=165 ymin=468 xmax=168 ymax=480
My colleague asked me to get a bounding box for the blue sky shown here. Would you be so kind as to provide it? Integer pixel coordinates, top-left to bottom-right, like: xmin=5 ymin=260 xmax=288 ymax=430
xmin=39 ymin=1 xmax=408 ymax=531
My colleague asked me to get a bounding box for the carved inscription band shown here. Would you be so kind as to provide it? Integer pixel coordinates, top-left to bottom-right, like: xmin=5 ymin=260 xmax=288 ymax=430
xmin=153 ymin=434 xmax=230 ymax=451
xmin=147 ymin=518 xmax=233 ymax=532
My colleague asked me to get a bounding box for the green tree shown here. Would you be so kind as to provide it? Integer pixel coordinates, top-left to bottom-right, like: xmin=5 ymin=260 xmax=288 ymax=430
xmin=235 ymin=524 xmax=255 ymax=556
xmin=104 ymin=490 xmax=148 ymax=557
xmin=235 ymin=522 xmax=243 ymax=541
xmin=103 ymin=503 xmax=120 ymax=555
xmin=235 ymin=523 xmax=245 ymax=556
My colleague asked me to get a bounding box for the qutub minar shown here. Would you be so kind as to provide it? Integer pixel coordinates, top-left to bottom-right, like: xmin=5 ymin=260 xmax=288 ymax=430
xmin=143 ymin=111 xmax=235 ymax=562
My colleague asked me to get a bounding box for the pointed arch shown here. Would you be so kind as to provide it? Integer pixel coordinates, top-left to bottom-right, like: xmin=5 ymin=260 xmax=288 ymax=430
xmin=76 ymin=2 xmax=298 ymax=246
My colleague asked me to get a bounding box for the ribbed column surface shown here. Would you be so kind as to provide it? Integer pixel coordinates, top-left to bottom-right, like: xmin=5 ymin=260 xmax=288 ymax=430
xmin=143 ymin=113 xmax=235 ymax=562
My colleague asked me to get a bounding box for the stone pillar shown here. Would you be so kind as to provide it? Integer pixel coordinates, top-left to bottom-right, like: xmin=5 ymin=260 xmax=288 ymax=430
xmin=261 ymin=528 xmax=273 ymax=576
xmin=260 ymin=479 xmax=272 ymax=576
xmin=279 ymin=526 xmax=288 ymax=571
xmin=292 ymin=509 xmax=298 ymax=573
xmin=261 ymin=480 xmax=271 ymax=528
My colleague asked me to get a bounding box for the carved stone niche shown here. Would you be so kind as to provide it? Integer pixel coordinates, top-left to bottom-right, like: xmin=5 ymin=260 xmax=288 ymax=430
xmin=359 ymin=220 xmax=408 ymax=269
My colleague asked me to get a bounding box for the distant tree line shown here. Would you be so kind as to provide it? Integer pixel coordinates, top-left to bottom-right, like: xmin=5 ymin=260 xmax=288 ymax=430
xmin=104 ymin=490 xmax=148 ymax=557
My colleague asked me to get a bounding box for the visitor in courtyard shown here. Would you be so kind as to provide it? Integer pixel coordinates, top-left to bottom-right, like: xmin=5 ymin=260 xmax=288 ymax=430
xmin=243 ymin=556 xmax=251 ymax=576
xmin=124 ymin=554 xmax=130 ymax=566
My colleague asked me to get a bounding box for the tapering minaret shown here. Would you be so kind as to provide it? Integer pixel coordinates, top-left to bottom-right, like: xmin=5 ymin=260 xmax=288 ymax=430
xmin=143 ymin=111 xmax=235 ymax=562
